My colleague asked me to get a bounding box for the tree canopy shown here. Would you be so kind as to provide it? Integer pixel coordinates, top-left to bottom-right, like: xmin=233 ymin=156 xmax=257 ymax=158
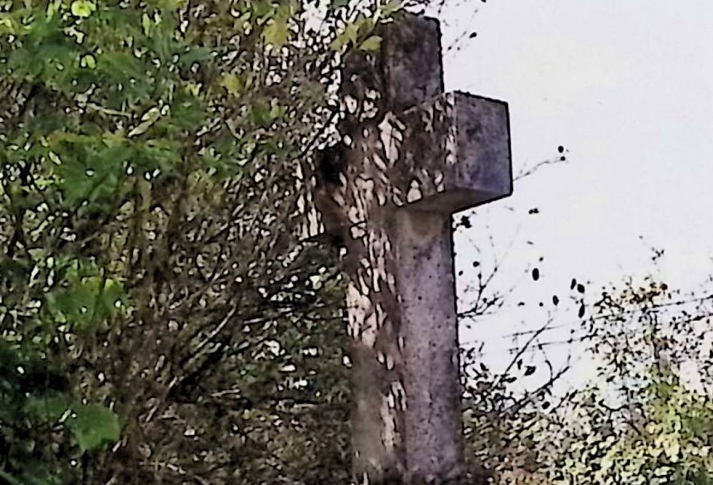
xmin=0 ymin=0 xmax=408 ymax=482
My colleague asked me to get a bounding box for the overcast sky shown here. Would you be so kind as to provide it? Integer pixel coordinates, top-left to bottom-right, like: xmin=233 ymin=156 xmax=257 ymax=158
xmin=434 ymin=0 xmax=713 ymax=390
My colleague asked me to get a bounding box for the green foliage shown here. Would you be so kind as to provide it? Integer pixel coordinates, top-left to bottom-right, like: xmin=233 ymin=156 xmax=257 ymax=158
xmin=547 ymin=379 xmax=713 ymax=485
xmin=532 ymin=277 xmax=713 ymax=485
xmin=453 ymin=255 xmax=713 ymax=485
xmin=0 ymin=339 xmax=118 ymax=483
xmin=67 ymin=404 xmax=122 ymax=453
xmin=0 ymin=0 xmax=409 ymax=483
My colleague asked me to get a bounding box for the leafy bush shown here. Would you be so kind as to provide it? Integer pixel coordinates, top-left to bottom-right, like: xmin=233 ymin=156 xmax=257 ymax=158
xmin=0 ymin=0 xmax=404 ymax=482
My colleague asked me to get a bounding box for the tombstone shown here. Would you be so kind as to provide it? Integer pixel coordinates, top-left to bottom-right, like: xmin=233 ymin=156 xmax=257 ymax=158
xmin=297 ymin=12 xmax=512 ymax=485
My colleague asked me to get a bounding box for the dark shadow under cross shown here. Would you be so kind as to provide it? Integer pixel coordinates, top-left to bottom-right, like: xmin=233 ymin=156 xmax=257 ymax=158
xmin=300 ymin=12 xmax=512 ymax=484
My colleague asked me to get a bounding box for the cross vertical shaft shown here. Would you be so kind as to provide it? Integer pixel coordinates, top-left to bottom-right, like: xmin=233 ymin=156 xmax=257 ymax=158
xmin=395 ymin=209 xmax=464 ymax=480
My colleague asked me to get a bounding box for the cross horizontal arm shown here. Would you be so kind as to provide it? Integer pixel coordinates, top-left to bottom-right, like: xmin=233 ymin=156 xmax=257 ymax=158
xmin=380 ymin=91 xmax=512 ymax=214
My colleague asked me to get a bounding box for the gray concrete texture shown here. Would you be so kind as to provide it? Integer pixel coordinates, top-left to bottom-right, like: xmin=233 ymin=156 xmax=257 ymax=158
xmin=300 ymin=12 xmax=513 ymax=484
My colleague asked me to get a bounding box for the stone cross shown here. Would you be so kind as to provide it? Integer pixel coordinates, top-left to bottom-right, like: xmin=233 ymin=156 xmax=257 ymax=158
xmin=298 ymin=12 xmax=512 ymax=485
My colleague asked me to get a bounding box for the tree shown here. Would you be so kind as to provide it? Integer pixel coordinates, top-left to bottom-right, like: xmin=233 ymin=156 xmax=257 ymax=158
xmin=0 ymin=0 xmax=413 ymax=483
xmin=535 ymin=274 xmax=713 ymax=485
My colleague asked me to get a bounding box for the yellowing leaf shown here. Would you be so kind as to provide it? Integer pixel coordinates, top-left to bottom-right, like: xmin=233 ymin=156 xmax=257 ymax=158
xmin=141 ymin=13 xmax=152 ymax=35
xmin=262 ymin=18 xmax=291 ymax=48
xmin=184 ymin=82 xmax=201 ymax=96
xmin=80 ymin=54 xmax=96 ymax=69
xmin=663 ymin=437 xmax=681 ymax=461
xmin=70 ymin=0 xmax=96 ymax=18
xmin=165 ymin=0 xmax=187 ymax=10
xmin=48 ymin=151 xmax=62 ymax=165
xmin=219 ymin=73 xmax=243 ymax=96
xmin=128 ymin=107 xmax=161 ymax=138
xmin=46 ymin=0 xmax=62 ymax=20
xmin=0 ymin=17 xmax=17 ymax=35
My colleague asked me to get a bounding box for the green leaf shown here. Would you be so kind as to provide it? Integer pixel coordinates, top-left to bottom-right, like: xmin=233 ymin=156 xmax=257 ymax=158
xmin=344 ymin=22 xmax=359 ymax=46
xmin=330 ymin=0 xmax=350 ymax=9
xmin=68 ymin=404 xmax=121 ymax=452
xmin=359 ymin=35 xmax=382 ymax=52
xmin=378 ymin=0 xmax=403 ymax=17
xmin=178 ymin=46 xmax=215 ymax=66
xmin=0 ymin=470 xmax=24 ymax=485
xmin=24 ymin=395 xmax=72 ymax=422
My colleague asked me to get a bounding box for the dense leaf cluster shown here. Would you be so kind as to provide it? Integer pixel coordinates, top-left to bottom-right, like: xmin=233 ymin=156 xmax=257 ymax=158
xmin=0 ymin=0 xmax=399 ymax=482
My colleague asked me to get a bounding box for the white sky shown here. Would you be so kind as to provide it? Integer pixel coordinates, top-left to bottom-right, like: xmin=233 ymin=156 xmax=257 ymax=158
xmin=437 ymin=0 xmax=713 ymax=391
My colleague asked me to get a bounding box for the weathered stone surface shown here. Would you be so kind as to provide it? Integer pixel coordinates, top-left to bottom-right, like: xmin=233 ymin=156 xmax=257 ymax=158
xmin=394 ymin=209 xmax=464 ymax=482
xmin=294 ymin=10 xmax=513 ymax=485
xmin=379 ymin=13 xmax=444 ymax=112
xmin=372 ymin=91 xmax=512 ymax=213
